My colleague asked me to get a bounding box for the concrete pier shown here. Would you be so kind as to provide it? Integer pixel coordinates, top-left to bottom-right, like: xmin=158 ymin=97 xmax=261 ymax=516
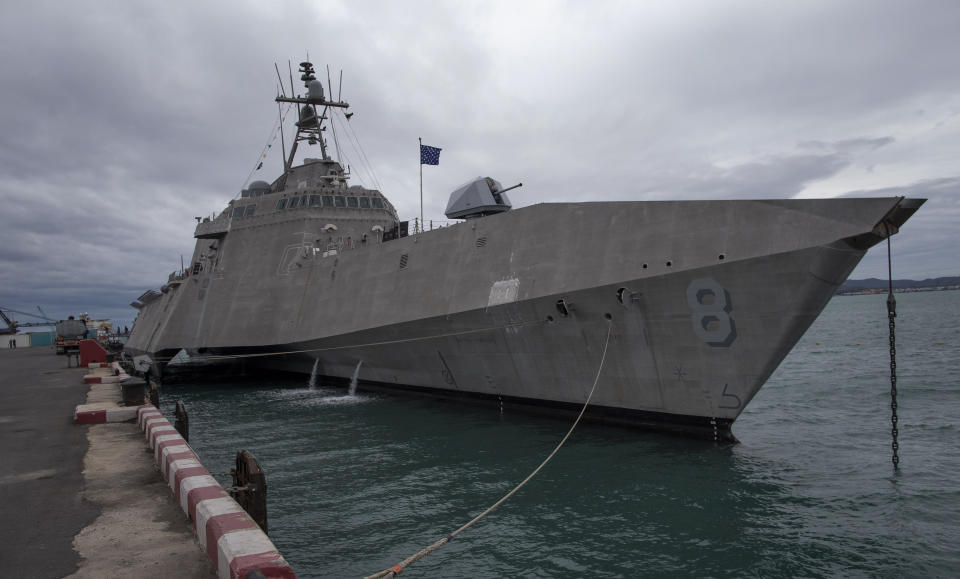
xmin=0 ymin=347 xmax=214 ymax=577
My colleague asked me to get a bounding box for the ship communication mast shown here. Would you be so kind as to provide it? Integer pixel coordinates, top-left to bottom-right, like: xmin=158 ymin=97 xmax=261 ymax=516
xmin=275 ymin=61 xmax=350 ymax=171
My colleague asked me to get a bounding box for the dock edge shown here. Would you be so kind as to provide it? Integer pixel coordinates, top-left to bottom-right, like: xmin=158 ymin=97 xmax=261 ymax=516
xmin=137 ymin=405 xmax=297 ymax=579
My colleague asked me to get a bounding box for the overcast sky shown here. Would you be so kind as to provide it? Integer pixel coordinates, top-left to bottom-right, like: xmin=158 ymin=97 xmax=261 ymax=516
xmin=1 ymin=0 xmax=957 ymax=329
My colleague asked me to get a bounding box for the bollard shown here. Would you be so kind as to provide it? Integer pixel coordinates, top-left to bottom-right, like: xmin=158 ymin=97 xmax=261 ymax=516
xmin=149 ymin=381 xmax=160 ymax=408
xmin=174 ymin=400 xmax=189 ymax=442
xmin=120 ymin=378 xmax=147 ymax=406
xmin=119 ymin=360 xmax=135 ymax=376
xmin=229 ymin=450 xmax=268 ymax=534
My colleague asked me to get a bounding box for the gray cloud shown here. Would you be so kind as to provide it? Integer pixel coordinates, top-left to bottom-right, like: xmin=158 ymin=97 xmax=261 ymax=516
xmin=1 ymin=0 xmax=957 ymax=326
xmin=838 ymin=177 xmax=960 ymax=279
xmin=799 ymin=137 xmax=896 ymax=155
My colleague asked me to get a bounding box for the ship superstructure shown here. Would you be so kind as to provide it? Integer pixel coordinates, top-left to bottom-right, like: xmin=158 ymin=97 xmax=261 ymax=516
xmin=125 ymin=61 xmax=924 ymax=440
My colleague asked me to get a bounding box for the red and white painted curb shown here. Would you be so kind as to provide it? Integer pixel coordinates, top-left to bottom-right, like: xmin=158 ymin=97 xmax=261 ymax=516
xmin=74 ymin=404 xmax=144 ymax=424
xmin=73 ymin=362 xmax=140 ymax=424
xmin=83 ymin=361 xmax=130 ymax=384
xmin=138 ymin=406 xmax=296 ymax=578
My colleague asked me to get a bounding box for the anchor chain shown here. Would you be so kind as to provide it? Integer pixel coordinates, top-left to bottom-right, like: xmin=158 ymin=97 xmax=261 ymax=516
xmin=886 ymin=234 xmax=900 ymax=469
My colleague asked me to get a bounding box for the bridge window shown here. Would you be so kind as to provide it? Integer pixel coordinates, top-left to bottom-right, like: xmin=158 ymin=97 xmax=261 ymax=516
xmin=359 ymin=197 xmax=371 ymax=209
xmin=371 ymin=198 xmax=384 ymax=209
xmin=232 ymin=207 xmax=244 ymax=218
xmin=347 ymin=196 xmax=359 ymax=208
xmin=335 ymin=196 xmax=346 ymax=207
xmin=244 ymin=204 xmax=256 ymax=217
xmin=309 ymin=195 xmax=322 ymax=207
xmin=276 ymin=198 xmax=288 ymax=210
xmin=322 ymin=195 xmax=334 ymax=207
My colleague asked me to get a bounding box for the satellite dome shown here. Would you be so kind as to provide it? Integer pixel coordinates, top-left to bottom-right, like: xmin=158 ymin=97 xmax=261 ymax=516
xmin=240 ymin=180 xmax=272 ymax=198
xmin=307 ymin=79 xmax=325 ymax=103
xmin=249 ymin=181 xmax=271 ymax=193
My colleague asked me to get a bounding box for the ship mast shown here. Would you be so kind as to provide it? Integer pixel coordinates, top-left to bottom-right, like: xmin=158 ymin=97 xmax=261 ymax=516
xmin=276 ymin=61 xmax=349 ymax=170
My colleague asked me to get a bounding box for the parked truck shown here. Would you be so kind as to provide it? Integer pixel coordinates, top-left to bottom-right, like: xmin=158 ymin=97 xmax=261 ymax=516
xmin=55 ymin=317 xmax=87 ymax=355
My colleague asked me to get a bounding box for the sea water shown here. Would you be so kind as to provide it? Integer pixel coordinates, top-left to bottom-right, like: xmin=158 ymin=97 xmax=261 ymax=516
xmin=160 ymin=291 xmax=960 ymax=578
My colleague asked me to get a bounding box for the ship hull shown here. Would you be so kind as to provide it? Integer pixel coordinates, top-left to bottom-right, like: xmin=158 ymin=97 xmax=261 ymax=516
xmin=125 ymin=197 xmax=922 ymax=439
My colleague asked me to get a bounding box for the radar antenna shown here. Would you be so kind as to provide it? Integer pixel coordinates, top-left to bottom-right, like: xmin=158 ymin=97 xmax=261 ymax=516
xmin=276 ymin=61 xmax=350 ymax=169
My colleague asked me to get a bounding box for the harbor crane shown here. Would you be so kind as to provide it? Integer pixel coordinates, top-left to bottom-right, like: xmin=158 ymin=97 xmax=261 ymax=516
xmin=0 ymin=306 xmax=57 ymax=335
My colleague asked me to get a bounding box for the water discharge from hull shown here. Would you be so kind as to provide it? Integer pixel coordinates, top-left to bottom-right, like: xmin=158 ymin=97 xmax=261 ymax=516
xmin=349 ymin=360 xmax=363 ymax=396
xmin=308 ymin=358 xmax=320 ymax=390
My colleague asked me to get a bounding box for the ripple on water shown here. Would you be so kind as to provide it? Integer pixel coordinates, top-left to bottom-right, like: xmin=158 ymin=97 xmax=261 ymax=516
xmin=159 ymin=291 xmax=960 ymax=578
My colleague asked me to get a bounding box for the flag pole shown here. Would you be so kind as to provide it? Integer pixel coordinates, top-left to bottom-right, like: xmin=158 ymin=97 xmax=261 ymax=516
xmin=419 ymin=137 xmax=423 ymax=233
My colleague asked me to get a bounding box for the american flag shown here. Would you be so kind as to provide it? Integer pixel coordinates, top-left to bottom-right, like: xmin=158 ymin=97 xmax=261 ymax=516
xmin=420 ymin=144 xmax=441 ymax=165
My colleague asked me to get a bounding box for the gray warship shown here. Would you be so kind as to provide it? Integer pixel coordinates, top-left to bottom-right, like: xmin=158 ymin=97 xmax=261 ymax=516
xmin=125 ymin=61 xmax=924 ymax=440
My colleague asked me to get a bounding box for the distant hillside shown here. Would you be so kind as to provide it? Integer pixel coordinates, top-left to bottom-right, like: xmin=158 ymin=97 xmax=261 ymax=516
xmin=840 ymin=277 xmax=960 ymax=292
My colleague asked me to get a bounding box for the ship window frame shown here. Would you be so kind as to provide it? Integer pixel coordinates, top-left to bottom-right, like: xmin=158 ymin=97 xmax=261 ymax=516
xmin=276 ymin=198 xmax=288 ymax=210
xmin=309 ymin=195 xmax=322 ymax=207
xmin=347 ymin=196 xmax=359 ymax=208
xmin=359 ymin=197 xmax=371 ymax=209
xmin=371 ymin=197 xmax=384 ymax=209
xmin=232 ymin=206 xmax=245 ymax=218
xmin=244 ymin=204 xmax=257 ymax=217
xmin=335 ymin=195 xmax=346 ymax=208
xmin=322 ymin=195 xmax=334 ymax=207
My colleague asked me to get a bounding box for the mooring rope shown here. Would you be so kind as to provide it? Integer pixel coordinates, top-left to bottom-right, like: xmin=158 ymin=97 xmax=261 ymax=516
xmin=148 ymin=318 xmax=545 ymax=365
xmin=363 ymin=320 xmax=613 ymax=579
xmin=886 ymin=232 xmax=900 ymax=469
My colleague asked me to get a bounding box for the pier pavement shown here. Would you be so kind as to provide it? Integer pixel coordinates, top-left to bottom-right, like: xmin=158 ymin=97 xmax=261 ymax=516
xmin=0 ymin=346 xmax=213 ymax=577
